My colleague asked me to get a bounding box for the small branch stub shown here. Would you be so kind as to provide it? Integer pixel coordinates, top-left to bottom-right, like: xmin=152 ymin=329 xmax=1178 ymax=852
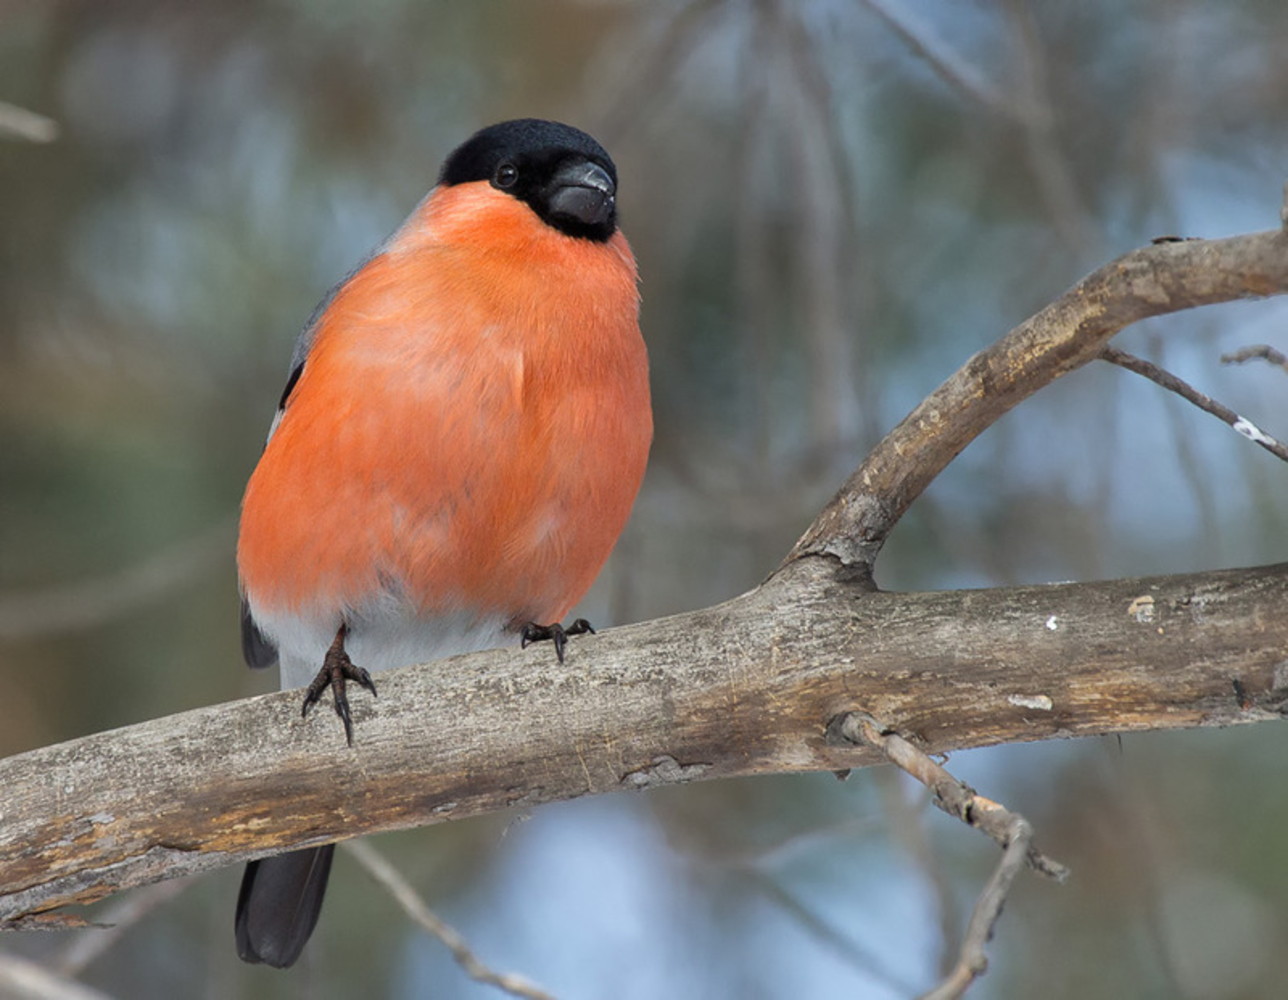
xmin=834 ymin=713 xmax=1067 ymax=881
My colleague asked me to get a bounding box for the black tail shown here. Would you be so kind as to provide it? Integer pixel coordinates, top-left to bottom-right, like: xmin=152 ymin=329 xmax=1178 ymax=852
xmin=235 ymin=845 xmax=335 ymax=968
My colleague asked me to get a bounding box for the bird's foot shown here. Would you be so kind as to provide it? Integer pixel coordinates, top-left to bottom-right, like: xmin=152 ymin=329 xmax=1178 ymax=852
xmin=519 ymin=618 xmax=595 ymax=664
xmin=302 ymin=625 xmax=377 ymax=745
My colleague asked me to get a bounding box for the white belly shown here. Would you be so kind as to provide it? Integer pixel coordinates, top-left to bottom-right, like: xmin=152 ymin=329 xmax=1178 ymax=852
xmin=252 ymin=597 xmax=513 ymax=690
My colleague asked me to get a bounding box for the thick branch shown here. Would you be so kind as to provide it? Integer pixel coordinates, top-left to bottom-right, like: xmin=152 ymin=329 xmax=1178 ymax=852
xmin=3 ymin=560 xmax=1287 ymax=924
xmin=786 ymin=227 xmax=1288 ymax=569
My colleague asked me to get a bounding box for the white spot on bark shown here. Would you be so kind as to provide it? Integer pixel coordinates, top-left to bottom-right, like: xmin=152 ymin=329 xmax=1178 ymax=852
xmin=1233 ymin=416 xmax=1277 ymax=447
xmin=1128 ymin=595 xmax=1155 ymax=623
xmin=1008 ymin=694 xmax=1054 ymax=711
xmin=1045 ymin=615 xmax=1059 ymax=631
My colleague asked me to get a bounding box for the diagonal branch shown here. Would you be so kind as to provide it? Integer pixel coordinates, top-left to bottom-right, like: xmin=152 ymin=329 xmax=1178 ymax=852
xmin=345 ymin=840 xmax=555 ymax=1000
xmin=785 ymin=224 xmax=1288 ymax=571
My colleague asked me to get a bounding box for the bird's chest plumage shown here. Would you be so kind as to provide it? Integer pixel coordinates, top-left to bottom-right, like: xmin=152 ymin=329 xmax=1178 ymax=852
xmin=237 ymin=213 xmax=650 ymax=669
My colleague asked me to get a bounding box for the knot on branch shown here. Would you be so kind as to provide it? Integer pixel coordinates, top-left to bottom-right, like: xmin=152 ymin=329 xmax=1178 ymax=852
xmin=621 ymin=754 xmax=710 ymax=789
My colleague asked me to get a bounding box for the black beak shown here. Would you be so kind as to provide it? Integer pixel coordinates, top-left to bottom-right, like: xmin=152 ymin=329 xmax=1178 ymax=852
xmin=546 ymin=161 xmax=616 ymax=230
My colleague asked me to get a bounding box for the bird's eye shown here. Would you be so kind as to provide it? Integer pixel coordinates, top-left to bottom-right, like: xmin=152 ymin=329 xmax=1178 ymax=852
xmin=494 ymin=162 xmax=519 ymax=188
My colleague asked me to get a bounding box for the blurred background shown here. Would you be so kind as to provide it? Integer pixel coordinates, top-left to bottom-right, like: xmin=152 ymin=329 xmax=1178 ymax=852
xmin=3 ymin=1 xmax=1288 ymax=997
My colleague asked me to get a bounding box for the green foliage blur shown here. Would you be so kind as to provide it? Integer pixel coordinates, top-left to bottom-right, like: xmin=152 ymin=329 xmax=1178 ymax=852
xmin=2 ymin=2 xmax=1287 ymax=998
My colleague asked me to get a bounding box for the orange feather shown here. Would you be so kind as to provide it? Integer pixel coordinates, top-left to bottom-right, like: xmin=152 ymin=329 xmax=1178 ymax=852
xmin=238 ymin=181 xmax=651 ymax=630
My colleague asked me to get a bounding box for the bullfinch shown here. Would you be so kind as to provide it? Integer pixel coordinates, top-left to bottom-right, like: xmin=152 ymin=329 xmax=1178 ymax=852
xmin=233 ymin=119 xmax=652 ymax=968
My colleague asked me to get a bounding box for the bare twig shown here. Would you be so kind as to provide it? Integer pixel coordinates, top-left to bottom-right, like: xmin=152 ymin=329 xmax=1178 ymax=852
xmin=835 ymin=713 xmax=1067 ymax=999
xmin=836 ymin=715 xmax=1067 ymax=882
xmin=1100 ymin=346 xmax=1288 ymax=463
xmin=343 ymin=840 xmax=556 ymax=1000
xmin=918 ymin=816 xmax=1033 ymax=1000
xmin=1221 ymin=344 xmax=1288 ymax=373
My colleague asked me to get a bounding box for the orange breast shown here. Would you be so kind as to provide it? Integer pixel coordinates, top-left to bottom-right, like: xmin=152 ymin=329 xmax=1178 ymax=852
xmin=237 ymin=183 xmax=651 ymax=627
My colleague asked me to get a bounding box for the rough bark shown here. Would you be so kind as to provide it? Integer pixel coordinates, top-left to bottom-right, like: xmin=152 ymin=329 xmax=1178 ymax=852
xmin=3 ymin=214 xmax=1287 ymax=928
xmin=3 ymin=559 xmax=1287 ymax=924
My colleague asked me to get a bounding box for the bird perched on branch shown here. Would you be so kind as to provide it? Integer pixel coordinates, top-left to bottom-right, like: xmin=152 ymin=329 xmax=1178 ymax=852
xmin=234 ymin=118 xmax=652 ymax=968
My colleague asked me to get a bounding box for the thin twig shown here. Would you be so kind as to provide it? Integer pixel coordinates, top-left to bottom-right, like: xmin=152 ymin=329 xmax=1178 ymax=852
xmin=1221 ymin=343 xmax=1288 ymax=373
xmin=837 ymin=716 xmax=1067 ymax=882
xmin=918 ymin=814 xmax=1033 ymax=1000
xmin=343 ymin=840 xmax=556 ymax=1000
xmin=835 ymin=713 xmax=1067 ymax=1000
xmin=1100 ymin=346 xmax=1288 ymax=463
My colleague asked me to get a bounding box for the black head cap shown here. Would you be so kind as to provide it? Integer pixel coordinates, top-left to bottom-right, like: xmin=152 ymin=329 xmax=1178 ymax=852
xmin=438 ymin=119 xmax=619 ymax=242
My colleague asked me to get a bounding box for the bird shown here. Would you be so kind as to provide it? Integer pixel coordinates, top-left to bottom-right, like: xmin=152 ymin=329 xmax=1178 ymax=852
xmin=233 ymin=118 xmax=652 ymax=969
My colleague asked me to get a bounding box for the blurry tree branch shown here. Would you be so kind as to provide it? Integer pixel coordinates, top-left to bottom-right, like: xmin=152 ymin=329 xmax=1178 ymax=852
xmin=344 ymin=840 xmax=555 ymax=1000
xmin=3 ymin=212 xmax=1288 ymax=982
xmin=0 ymin=101 xmax=59 ymax=143
xmin=0 ymin=520 xmax=234 ymax=641
xmin=1222 ymin=343 xmax=1288 ymax=373
xmin=0 ymin=954 xmax=111 ymax=1000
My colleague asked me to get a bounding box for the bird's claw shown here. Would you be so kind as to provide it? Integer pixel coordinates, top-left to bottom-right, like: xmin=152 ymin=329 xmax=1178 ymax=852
xmin=302 ymin=627 xmax=377 ymax=746
xmin=520 ymin=617 xmax=595 ymax=663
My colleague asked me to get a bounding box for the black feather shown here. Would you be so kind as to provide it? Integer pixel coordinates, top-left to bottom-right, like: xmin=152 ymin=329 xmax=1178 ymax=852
xmin=235 ymin=846 xmax=335 ymax=968
xmin=438 ymin=119 xmax=618 ymax=242
xmin=240 ymin=598 xmax=278 ymax=669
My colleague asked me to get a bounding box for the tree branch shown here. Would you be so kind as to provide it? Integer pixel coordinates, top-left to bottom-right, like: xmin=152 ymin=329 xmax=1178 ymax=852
xmin=785 ymin=225 xmax=1288 ymax=570
xmin=4 ymin=214 xmax=1288 ymax=943
xmin=1222 ymin=343 xmax=1288 ymax=373
xmin=3 ymin=560 xmax=1287 ymax=924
